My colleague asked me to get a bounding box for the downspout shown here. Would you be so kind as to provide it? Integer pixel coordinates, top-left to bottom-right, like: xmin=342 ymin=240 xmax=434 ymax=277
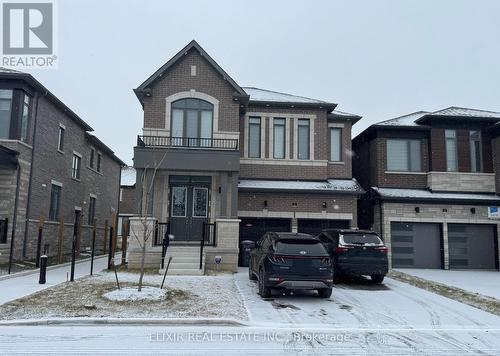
xmin=8 ymin=161 xmax=21 ymax=273
xmin=23 ymin=90 xmax=47 ymax=257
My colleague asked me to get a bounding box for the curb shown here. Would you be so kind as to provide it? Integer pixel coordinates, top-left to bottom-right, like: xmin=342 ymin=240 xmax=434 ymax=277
xmin=0 ymin=254 xmax=115 ymax=282
xmin=0 ymin=317 xmax=248 ymax=327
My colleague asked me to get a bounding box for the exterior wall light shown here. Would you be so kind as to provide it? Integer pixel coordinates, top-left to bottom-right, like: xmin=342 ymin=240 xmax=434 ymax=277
xmin=414 ymin=207 xmax=420 ymax=213
xmin=322 ymin=202 xmax=327 ymax=209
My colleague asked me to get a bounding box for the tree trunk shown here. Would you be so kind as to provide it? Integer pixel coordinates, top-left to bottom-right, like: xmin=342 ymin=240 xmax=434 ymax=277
xmin=137 ymin=232 xmax=147 ymax=292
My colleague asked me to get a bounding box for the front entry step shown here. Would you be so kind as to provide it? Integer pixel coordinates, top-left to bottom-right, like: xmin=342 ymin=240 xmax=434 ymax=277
xmin=159 ymin=246 xmax=204 ymax=275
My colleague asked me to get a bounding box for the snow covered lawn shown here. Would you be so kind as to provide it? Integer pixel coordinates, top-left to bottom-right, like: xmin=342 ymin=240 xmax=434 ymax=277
xmin=0 ymin=272 xmax=247 ymax=321
xmin=395 ymin=268 xmax=500 ymax=300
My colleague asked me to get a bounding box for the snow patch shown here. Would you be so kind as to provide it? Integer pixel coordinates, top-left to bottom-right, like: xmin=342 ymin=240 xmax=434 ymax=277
xmin=103 ymin=287 xmax=166 ymax=302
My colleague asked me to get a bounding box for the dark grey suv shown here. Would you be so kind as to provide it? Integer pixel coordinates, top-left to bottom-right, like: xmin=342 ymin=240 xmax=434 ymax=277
xmin=249 ymin=232 xmax=334 ymax=298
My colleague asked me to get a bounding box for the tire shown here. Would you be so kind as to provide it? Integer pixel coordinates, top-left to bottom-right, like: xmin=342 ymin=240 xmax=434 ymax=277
xmin=371 ymin=274 xmax=385 ymax=284
xmin=249 ymin=266 xmax=257 ymax=281
xmin=318 ymin=288 xmax=333 ymax=298
xmin=258 ymin=268 xmax=271 ymax=298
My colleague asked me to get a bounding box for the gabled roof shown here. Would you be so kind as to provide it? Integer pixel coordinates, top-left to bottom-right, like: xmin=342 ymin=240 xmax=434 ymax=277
xmin=416 ymin=106 xmax=500 ymax=124
xmin=328 ymin=109 xmax=362 ymax=124
xmin=376 ymin=111 xmax=429 ymax=127
xmin=0 ymin=67 xmax=93 ymax=131
xmin=243 ymin=86 xmax=337 ymax=110
xmin=135 ymin=40 xmax=248 ymax=102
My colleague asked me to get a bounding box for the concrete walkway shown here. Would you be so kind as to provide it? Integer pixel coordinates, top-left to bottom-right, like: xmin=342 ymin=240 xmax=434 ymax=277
xmin=0 ymin=255 xmax=117 ymax=305
xmin=396 ymin=268 xmax=500 ymax=300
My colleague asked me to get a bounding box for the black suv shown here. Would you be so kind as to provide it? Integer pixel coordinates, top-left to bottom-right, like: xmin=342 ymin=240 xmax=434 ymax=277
xmin=249 ymin=232 xmax=334 ymax=298
xmin=317 ymin=229 xmax=388 ymax=284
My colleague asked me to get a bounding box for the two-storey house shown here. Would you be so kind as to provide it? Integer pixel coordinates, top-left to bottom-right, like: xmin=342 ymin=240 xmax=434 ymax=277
xmin=0 ymin=68 xmax=125 ymax=266
xmin=353 ymin=108 xmax=500 ymax=270
xmin=130 ymin=40 xmax=363 ymax=273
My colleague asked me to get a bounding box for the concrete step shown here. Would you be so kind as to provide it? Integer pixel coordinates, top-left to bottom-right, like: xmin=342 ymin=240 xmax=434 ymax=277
xmin=159 ymin=268 xmax=204 ymax=276
xmin=163 ymin=256 xmax=200 ymax=263
xmin=163 ymin=262 xmax=202 ymax=269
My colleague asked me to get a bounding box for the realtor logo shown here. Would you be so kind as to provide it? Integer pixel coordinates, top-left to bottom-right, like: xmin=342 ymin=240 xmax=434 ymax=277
xmin=488 ymin=206 xmax=499 ymax=219
xmin=1 ymin=0 xmax=57 ymax=68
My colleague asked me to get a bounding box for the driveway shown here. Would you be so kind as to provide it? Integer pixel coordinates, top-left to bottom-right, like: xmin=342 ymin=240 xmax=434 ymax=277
xmin=234 ymin=267 xmax=500 ymax=354
xmin=396 ymin=268 xmax=500 ymax=300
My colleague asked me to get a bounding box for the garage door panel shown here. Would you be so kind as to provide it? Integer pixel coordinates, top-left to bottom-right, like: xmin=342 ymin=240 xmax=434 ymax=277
xmin=297 ymin=219 xmax=350 ymax=236
xmin=391 ymin=222 xmax=442 ymax=269
xmin=448 ymin=224 xmax=496 ymax=269
xmin=239 ymin=218 xmax=291 ymax=243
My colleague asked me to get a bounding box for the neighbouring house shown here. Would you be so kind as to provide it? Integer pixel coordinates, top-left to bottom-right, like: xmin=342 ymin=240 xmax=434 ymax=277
xmin=129 ymin=40 xmax=363 ymax=274
xmin=0 ymin=68 xmax=125 ymax=265
xmin=118 ymin=166 xmax=136 ymax=239
xmin=353 ymin=108 xmax=500 ymax=270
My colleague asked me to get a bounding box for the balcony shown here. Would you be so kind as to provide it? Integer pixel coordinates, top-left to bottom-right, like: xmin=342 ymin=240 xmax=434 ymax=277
xmin=137 ymin=135 xmax=238 ymax=150
xmin=427 ymin=171 xmax=496 ymax=193
xmin=134 ymin=135 xmax=240 ymax=172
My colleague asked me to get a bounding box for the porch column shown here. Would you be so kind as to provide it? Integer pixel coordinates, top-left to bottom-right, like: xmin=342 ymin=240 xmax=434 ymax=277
xmin=228 ymin=172 xmax=239 ymax=219
xmin=219 ymin=172 xmax=228 ymax=218
xmin=134 ymin=168 xmax=155 ymax=216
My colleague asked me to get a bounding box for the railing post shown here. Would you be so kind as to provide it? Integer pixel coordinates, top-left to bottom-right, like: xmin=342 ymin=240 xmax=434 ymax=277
xmin=200 ymin=222 xmax=206 ymax=270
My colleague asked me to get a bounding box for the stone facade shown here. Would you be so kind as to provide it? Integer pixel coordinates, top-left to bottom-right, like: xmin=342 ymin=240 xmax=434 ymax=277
xmin=374 ymin=202 xmax=500 ymax=269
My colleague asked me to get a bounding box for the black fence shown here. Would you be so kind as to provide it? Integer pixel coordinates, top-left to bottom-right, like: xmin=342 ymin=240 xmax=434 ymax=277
xmin=0 ymin=218 xmax=7 ymax=244
xmin=154 ymin=222 xmax=170 ymax=246
xmin=137 ymin=135 xmax=238 ymax=150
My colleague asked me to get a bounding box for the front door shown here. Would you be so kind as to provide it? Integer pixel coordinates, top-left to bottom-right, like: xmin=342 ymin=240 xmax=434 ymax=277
xmin=170 ymin=183 xmax=209 ymax=241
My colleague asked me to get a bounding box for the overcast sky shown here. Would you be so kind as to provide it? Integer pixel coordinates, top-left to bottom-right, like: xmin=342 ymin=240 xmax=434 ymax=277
xmin=26 ymin=0 xmax=500 ymax=165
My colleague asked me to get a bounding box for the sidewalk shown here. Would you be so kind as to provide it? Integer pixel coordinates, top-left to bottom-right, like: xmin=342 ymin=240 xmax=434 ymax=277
xmin=395 ymin=268 xmax=500 ymax=300
xmin=0 ymin=255 xmax=117 ymax=305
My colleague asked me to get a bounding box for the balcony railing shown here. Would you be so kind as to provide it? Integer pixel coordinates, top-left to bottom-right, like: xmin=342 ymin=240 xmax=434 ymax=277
xmin=137 ymin=135 xmax=238 ymax=151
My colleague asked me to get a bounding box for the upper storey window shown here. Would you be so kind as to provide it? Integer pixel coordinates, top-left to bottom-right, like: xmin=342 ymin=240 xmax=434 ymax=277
xmin=470 ymin=130 xmax=482 ymax=172
xmin=297 ymin=119 xmax=310 ymax=160
xmin=0 ymin=90 xmax=12 ymax=139
xmin=445 ymin=130 xmax=458 ymax=172
xmin=0 ymin=89 xmax=32 ymax=142
xmin=386 ymin=139 xmax=422 ymax=172
xmin=248 ymin=117 xmax=261 ymax=158
xmin=171 ymin=99 xmax=213 ymax=146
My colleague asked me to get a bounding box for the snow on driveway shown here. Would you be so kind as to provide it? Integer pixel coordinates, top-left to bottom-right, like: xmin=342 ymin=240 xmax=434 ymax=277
xmin=396 ymin=268 xmax=500 ymax=300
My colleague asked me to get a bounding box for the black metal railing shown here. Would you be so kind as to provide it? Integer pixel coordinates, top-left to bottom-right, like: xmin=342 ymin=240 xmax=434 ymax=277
xmin=153 ymin=222 xmax=170 ymax=246
xmin=137 ymin=135 xmax=238 ymax=150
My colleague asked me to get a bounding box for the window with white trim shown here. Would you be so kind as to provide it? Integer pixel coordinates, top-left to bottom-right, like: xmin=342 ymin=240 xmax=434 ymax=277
xmin=445 ymin=130 xmax=458 ymax=172
xmin=273 ymin=118 xmax=286 ymax=159
xmin=297 ymin=119 xmax=310 ymax=160
xmin=248 ymin=117 xmax=261 ymax=158
xmin=330 ymin=128 xmax=342 ymax=162
xmin=72 ymin=154 xmax=81 ymax=180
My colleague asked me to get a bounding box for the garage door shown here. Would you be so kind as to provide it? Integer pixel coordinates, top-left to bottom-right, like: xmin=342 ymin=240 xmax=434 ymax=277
xmin=297 ymin=219 xmax=350 ymax=236
xmin=391 ymin=222 xmax=442 ymax=268
xmin=448 ymin=224 xmax=497 ymax=269
xmin=239 ymin=218 xmax=291 ymax=243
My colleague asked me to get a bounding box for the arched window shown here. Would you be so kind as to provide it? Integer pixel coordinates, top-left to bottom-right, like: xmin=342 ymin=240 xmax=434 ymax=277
xmin=171 ymin=98 xmax=213 ymax=146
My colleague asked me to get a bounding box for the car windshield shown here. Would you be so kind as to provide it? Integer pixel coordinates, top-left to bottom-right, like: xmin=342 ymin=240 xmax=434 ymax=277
xmin=275 ymin=239 xmax=328 ymax=255
xmin=340 ymin=233 xmax=383 ymax=246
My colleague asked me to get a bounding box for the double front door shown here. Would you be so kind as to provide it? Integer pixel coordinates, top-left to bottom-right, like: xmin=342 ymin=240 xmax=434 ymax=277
xmin=170 ymin=180 xmax=210 ymax=242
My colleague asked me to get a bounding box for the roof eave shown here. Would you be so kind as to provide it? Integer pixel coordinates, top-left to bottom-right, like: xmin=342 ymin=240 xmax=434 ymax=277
xmin=248 ymin=100 xmax=337 ymax=111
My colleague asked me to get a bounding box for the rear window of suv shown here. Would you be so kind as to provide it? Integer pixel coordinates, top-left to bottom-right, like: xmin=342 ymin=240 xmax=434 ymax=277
xmin=275 ymin=239 xmax=328 ymax=255
xmin=340 ymin=233 xmax=383 ymax=246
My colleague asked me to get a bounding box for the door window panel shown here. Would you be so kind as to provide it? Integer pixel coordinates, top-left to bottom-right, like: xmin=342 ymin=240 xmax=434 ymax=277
xmin=192 ymin=187 xmax=208 ymax=218
xmin=171 ymin=186 xmax=187 ymax=217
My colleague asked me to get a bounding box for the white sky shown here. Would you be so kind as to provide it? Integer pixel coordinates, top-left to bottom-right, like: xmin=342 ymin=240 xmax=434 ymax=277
xmin=26 ymin=0 xmax=500 ymax=165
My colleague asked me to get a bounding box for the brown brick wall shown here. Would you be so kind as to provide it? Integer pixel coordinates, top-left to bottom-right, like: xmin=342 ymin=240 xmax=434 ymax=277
xmin=119 ymin=186 xmax=136 ymax=214
xmin=238 ymin=191 xmax=355 ymax=214
xmin=142 ymin=48 xmax=240 ymax=132
xmin=240 ymin=164 xmax=327 ymax=180
xmin=456 ymin=129 xmax=471 ymax=172
xmin=430 ymin=128 xmax=446 ymax=171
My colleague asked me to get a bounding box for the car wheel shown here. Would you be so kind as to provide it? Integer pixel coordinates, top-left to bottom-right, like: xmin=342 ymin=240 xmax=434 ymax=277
xmin=248 ymin=266 xmax=257 ymax=281
xmin=258 ymin=268 xmax=271 ymax=298
xmin=318 ymin=288 xmax=332 ymax=298
xmin=371 ymin=274 xmax=384 ymax=284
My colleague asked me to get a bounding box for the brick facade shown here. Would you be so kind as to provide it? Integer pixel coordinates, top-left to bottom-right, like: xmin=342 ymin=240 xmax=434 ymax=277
xmin=493 ymin=135 xmax=500 ymax=194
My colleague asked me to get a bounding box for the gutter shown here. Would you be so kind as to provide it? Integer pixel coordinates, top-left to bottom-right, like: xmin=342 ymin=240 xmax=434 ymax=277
xmin=22 ymin=90 xmax=47 ymax=257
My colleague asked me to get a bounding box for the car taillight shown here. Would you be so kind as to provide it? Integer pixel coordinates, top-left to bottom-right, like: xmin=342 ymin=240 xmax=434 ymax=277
xmin=375 ymin=246 xmax=389 ymax=254
xmin=269 ymin=255 xmax=287 ymax=264
xmin=335 ymin=246 xmax=352 ymax=253
xmin=320 ymin=257 xmax=331 ymax=266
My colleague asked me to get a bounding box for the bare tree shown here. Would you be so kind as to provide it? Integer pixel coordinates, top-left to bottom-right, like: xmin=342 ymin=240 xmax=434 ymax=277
xmin=130 ymin=139 xmax=169 ymax=292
